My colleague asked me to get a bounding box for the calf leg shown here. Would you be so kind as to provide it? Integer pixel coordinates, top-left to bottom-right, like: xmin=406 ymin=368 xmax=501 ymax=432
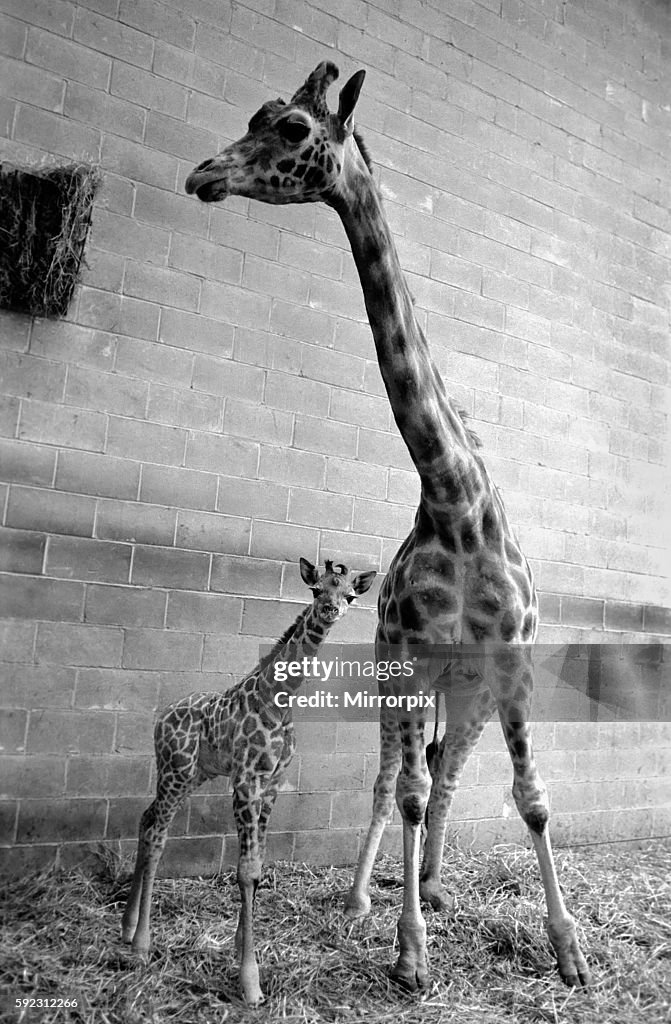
xmin=122 ymin=772 xmax=200 ymax=951
xmin=122 ymin=709 xmax=203 ymax=952
xmin=232 ymin=781 xmax=264 ymax=1007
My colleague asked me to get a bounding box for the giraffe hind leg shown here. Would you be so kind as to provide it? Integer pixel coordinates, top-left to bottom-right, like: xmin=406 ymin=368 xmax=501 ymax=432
xmin=344 ymin=706 xmax=401 ymax=919
xmin=121 ymin=768 xmax=204 ymax=953
xmin=121 ymin=802 xmax=151 ymax=944
xmin=389 ymin=716 xmax=431 ymax=992
xmin=121 ymin=798 xmax=170 ymax=953
xmin=491 ymin=649 xmax=590 ymax=987
xmin=420 ymin=686 xmax=495 ymax=912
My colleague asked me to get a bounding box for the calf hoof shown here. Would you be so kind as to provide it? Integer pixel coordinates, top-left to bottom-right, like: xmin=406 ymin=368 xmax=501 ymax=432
xmin=419 ymin=878 xmax=455 ymax=913
xmin=557 ymin=948 xmax=591 ymax=990
xmin=241 ymin=967 xmax=264 ymax=1008
xmin=547 ymin=916 xmax=590 ymax=988
xmin=243 ymin=988 xmax=265 ymax=1009
xmin=130 ymin=934 xmax=151 ymax=957
xmin=560 ymin=964 xmax=591 ymax=988
xmin=343 ymin=890 xmax=371 ymax=920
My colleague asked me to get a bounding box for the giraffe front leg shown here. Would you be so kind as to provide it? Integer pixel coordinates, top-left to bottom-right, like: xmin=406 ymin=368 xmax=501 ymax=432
xmin=232 ymin=785 xmax=281 ymax=1003
xmin=233 ymin=774 xmax=282 ymax=963
xmin=345 ymin=707 xmax=401 ymax=920
xmin=390 ymin=718 xmax=431 ymax=992
xmin=235 ymin=860 xmax=263 ymax=1007
xmin=233 ymin=786 xmax=264 ymax=1007
xmin=257 ymin=792 xmax=279 ymax=865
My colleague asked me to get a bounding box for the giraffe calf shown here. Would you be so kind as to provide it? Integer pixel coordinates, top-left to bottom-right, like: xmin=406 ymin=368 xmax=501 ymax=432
xmin=121 ymin=557 xmax=375 ymax=1007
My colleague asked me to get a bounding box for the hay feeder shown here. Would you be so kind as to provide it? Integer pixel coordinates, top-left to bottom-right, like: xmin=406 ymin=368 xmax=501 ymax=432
xmin=0 ymin=162 xmax=100 ymax=319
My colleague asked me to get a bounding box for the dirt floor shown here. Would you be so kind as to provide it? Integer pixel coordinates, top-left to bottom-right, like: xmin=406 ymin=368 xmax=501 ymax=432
xmin=2 ymin=841 xmax=670 ymax=1024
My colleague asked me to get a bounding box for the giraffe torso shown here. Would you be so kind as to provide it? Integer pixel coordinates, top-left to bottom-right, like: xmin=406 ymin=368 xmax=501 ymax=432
xmin=155 ymin=674 xmax=294 ymax=788
xmin=378 ymin=477 xmax=538 ymax=649
xmin=149 ymin=567 xmax=374 ymax=805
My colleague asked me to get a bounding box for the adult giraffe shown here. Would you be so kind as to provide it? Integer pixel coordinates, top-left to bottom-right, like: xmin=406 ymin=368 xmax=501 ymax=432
xmin=185 ymin=61 xmax=590 ymax=991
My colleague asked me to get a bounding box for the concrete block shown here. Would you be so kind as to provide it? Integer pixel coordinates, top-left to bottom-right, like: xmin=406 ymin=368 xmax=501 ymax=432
xmin=74 ymin=8 xmax=153 ymax=67
xmin=0 ymin=528 xmax=45 ymax=574
xmin=294 ymin=414 xmax=357 ymax=459
xmin=175 ymin=509 xmax=251 ymax=555
xmin=0 ymin=663 xmax=75 ymax=709
xmin=166 ymin=591 xmax=243 ymax=634
xmin=19 ymin=399 xmax=106 ymax=452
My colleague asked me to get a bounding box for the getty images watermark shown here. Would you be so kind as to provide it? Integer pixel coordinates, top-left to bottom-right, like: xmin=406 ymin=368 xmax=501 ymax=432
xmin=273 ymin=654 xmax=435 ymax=711
xmin=261 ymin=642 xmax=669 ymax=722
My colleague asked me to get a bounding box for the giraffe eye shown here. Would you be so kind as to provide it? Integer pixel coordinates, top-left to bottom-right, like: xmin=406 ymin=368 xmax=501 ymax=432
xmin=278 ymin=116 xmax=311 ymax=143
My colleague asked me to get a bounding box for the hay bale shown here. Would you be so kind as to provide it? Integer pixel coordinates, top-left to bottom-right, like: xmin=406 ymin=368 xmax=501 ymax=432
xmin=0 ymin=162 xmax=101 ymax=318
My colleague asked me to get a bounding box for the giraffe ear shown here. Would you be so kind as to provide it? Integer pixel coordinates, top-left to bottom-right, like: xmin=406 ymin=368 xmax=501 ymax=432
xmin=351 ymin=570 xmax=376 ymax=595
xmin=299 ymin=557 xmax=320 ymax=587
xmin=337 ymin=70 xmax=366 ymax=133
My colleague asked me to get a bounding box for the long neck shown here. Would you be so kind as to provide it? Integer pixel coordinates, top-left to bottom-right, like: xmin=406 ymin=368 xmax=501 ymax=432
xmin=330 ymin=143 xmax=483 ymax=511
xmin=257 ymin=603 xmax=335 ymax=706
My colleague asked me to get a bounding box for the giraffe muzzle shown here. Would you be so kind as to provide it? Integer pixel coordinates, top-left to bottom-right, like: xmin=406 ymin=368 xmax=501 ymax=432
xmin=184 ymin=171 xmax=228 ymax=203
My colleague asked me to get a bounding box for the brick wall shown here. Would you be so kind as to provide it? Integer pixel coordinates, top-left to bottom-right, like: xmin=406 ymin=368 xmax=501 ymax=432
xmin=1 ymin=0 xmax=669 ymax=876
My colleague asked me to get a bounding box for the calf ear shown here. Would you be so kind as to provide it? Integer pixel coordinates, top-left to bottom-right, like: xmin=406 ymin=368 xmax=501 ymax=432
xmin=299 ymin=557 xmax=320 ymax=587
xmin=351 ymin=570 xmax=376 ymax=595
xmin=337 ymin=70 xmax=366 ymax=133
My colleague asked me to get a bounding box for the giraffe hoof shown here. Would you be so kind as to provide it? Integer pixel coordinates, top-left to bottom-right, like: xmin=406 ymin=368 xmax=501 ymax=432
xmin=343 ymin=890 xmax=371 ymax=920
xmin=419 ymin=880 xmax=455 ymax=913
xmin=560 ymin=968 xmax=591 ymax=988
xmin=240 ymin=959 xmax=264 ymax=1008
xmin=130 ymin=935 xmax=151 ymax=957
xmin=243 ymin=991 xmax=265 ymax=1009
xmin=389 ymin=962 xmax=430 ymax=993
xmin=558 ymin=960 xmax=591 ymax=988
xmin=547 ymin=917 xmax=590 ymax=987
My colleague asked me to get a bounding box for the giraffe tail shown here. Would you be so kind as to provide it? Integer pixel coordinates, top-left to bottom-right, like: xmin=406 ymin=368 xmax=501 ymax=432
xmin=424 ymin=690 xmax=443 ymax=824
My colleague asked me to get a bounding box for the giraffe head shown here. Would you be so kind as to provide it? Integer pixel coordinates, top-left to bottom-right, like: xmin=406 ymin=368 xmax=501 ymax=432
xmin=185 ymin=62 xmax=367 ymax=206
xmin=300 ymin=557 xmax=375 ymax=625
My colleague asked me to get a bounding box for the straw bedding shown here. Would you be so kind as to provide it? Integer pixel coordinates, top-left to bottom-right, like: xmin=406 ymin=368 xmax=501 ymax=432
xmin=2 ymin=842 xmax=669 ymax=1023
